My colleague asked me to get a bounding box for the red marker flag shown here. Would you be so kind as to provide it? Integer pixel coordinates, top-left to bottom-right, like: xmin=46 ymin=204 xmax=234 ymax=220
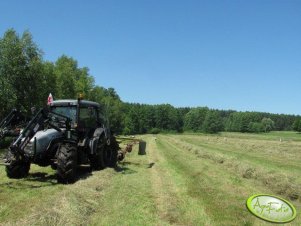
xmin=47 ymin=93 xmax=53 ymax=105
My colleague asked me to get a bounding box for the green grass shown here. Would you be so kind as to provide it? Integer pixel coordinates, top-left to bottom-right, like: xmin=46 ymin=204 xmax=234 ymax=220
xmin=221 ymin=131 xmax=301 ymax=142
xmin=0 ymin=132 xmax=300 ymax=225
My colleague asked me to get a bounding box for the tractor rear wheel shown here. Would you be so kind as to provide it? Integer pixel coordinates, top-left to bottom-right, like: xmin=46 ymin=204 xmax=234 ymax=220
xmin=57 ymin=144 xmax=77 ymax=184
xmin=5 ymin=151 xmax=30 ymax=179
xmin=89 ymin=136 xmax=106 ymax=170
xmin=104 ymin=136 xmax=119 ymax=168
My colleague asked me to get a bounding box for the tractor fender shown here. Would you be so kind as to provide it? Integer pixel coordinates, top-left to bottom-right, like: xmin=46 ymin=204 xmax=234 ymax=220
xmin=89 ymin=127 xmax=106 ymax=155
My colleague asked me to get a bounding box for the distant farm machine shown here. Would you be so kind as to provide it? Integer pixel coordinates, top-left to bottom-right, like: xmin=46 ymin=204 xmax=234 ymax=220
xmin=0 ymin=109 xmax=26 ymax=141
xmin=0 ymin=97 xmax=142 ymax=183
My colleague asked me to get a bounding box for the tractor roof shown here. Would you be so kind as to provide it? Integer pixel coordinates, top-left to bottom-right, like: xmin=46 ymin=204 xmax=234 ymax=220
xmin=50 ymin=99 xmax=101 ymax=108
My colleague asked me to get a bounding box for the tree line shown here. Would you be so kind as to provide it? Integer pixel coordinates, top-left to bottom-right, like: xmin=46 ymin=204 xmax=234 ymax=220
xmin=0 ymin=29 xmax=300 ymax=134
xmin=122 ymin=105 xmax=298 ymax=134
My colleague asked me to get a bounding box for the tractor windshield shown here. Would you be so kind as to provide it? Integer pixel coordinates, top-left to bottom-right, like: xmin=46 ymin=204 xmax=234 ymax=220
xmin=50 ymin=106 xmax=77 ymax=122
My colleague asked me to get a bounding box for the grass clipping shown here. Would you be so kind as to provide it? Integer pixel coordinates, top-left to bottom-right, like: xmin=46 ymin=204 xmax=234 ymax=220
xmin=14 ymin=174 xmax=106 ymax=226
xmin=166 ymin=136 xmax=301 ymax=202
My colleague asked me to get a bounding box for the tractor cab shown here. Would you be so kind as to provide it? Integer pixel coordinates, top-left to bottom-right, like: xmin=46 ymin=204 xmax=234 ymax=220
xmin=50 ymin=99 xmax=108 ymax=132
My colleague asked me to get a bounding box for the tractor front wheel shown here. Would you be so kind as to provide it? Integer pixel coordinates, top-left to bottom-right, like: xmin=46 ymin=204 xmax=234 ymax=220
xmin=5 ymin=151 xmax=30 ymax=179
xmin=57 ymin=144 xmax=77 ymax=184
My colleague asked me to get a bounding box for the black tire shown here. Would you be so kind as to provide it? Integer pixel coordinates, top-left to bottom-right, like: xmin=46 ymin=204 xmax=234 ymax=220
xmin=57 ymin=144 xmax=77 ymax=184
xmin=89 ymin=136 xmax=106 ymax=170
xmin=104 ymin=136 xmax=119 ymax=168
xmin=5 ymin=151 xmax=30 ymax=179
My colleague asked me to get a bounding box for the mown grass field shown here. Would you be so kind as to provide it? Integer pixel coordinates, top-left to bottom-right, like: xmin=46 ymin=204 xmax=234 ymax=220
xmin=0 ymin=131 xmax=300 ymax=225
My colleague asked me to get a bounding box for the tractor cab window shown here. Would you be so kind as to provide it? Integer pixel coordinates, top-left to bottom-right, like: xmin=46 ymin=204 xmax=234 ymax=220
xmin=51 ymin=106 xmax=77 ymax=122
xmin=79 ymin=107 xmax=97 ymax=128
xmin=98 ymin=110 xmax=106 ymax=126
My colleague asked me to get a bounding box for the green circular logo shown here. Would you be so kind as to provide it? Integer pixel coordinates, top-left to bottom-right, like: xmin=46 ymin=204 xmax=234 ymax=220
xmin=246 ymin=194 xmax=297 ymax=223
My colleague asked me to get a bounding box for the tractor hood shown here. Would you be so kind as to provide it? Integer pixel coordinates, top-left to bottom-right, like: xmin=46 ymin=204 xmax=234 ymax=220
xmin=24 ymin=129 xmax=64 ymax=156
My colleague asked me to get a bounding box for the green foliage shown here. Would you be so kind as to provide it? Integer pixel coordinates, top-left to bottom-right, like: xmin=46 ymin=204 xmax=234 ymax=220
xmin=122 ymin=107 xmax=140 ymax=135
xmin=293 ymin=118 xmax=301 ymax=132
xmin=184 ymin=108 xmax=226 ymax=134
xmin=248 ymin=122 xmax=264 ymax=133
xmin=0 ymin=29 xmax=95 ymax=119
xmin=149 ymin=128 xmax=161 ymax=134
xmin=202 ymin=111 xmax=223 ymax=133
xmin=120 ymin=103 xmax=182 ymax=135
xmin=54 ymin=55 xmax=94 ymax=99
xmin=225 ymin=112 xmax=261 ymax=132
xmin=0 ymin=76 xmax=16 ymax=118
xmin=184 ymin=107 xmax=208 ymax=132
xmin=225 ymin=112 xmax=279 ymax=133
xmin=261 ymin=117 xmax=275 ymax=133
xmin=155 ymin=104 xmax=181 ymax=131
xmin=0 ymin=29 xmax=44 ymax=115
xmin=89 ymin=86 xmax=123 ymax=133
xmin=40 ymin=62 xmax=57 ymax=102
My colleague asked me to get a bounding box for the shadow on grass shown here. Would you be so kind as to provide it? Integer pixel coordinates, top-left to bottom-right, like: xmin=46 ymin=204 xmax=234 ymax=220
xmin=114 ymin=162 xmax=138 ymax=174
xmin=0 ymin=166 xmax=93 ymax=189
xmin=114 ymin=161 xmax=156 ymax=174
xmin=0 ymin=180 xmax=56 ymax=189
xmin=119 ymin=161 xmax=156 ymax=169
xmin=27 ymin=166 xmax=93 ymax=183
xmin=76 ymin=165 xmax=93 ymax=180
xmin=120 ymin=161 xmax=142 ymax=166
xmin=148 ymin=162 xmax=155 ymax=168
xmin=27 ymin=172 xmax=57 ymax=183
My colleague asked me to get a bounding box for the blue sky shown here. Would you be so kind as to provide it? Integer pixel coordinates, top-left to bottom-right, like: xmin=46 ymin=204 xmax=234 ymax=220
xmin=0 ymin=0 xmax=300 ymax=115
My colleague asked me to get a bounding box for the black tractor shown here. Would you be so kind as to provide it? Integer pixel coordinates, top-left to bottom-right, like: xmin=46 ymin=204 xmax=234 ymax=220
xmin=3 ymin=98 xmax=120 ymax=183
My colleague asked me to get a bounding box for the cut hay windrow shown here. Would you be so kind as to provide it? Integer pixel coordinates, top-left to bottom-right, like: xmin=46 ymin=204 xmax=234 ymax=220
xmin=163 ymin=135 xmax=301 ymax=202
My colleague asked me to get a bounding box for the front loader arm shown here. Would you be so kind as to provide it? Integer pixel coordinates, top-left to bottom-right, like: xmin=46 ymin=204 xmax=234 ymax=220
xmin=9 ymin=108 xmax=72 ymax=157
xmin=10 ymin=108 xmax=49 ymax=155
